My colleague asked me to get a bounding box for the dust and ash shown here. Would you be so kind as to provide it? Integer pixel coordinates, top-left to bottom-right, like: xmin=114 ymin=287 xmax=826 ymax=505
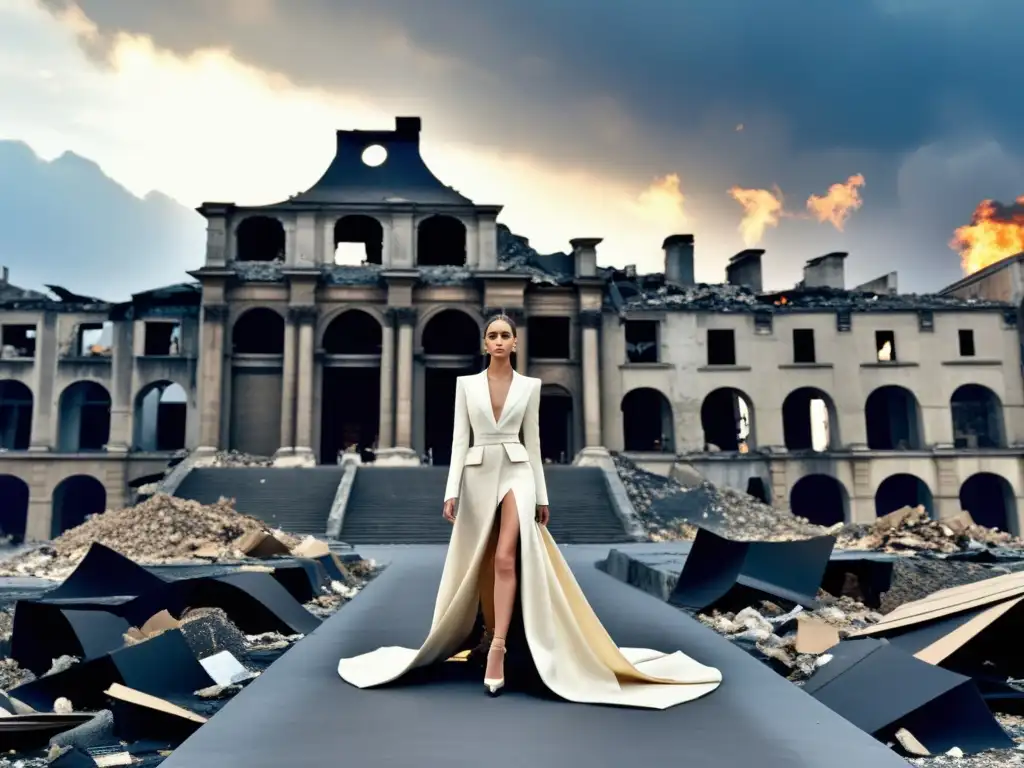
xmin=952 ymin=194 xmax=1024 ymax=275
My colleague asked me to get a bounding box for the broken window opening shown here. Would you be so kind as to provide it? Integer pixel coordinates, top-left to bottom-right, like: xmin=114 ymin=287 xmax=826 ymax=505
xmin=1 ymin=324 xmax=36 ymax=358
xmin=143 ymin=321 xmax=181 ymax=356
xmin=621 ymin=388 xmax=675 ymax=452
xmin=792 ymin=329 xmax=815 ymax=364
xmin=51 ymin=474 xmax=106 ymax=537
xmin=782 ymin=387 xmax=833 ymax=451
xmin=753 ymin=311 xmax=772 ymax=335
xmin=790 ymin=474 xmax=847 ymax=526
xmin=416 ymin=215 xmax=467 ymax=267
xmin=232 ymin=308 xmax=285 ymax=355
xmin=528 ymin=317 xmax=571 ymax=360
xmin=706 ymin=329 xmax=736 ymax=366
xmin=701 ymin=387 xmax=753 ymax=452
xmin=836 ymin=309 xmax=852 ymax=332
xmin=322 ymin=310 xmax=382 ymax=355
xmin=0 ymin=380 xmax=33 ymax=450
xmin=333 ymin=215 xmax=384 ymax=266
xmin=950 ymin=384 xmax=1004 ymax=448
xmin=624 ymin=320 xmax=658 ymax=363
xmin=58 ymin=380 xmax=111 ymax=451
xmin=0 ymin=474 xmax=28 ymax=544
xmin=540 ymin=385 xmax=573 ymax=463
xmin=875 ymin=473 xmax=933 ymax=517
xmin=235 ymin=216 xmax=285 ymax=262
xmin=875 ymin=330 xmax=895 ymax=362
xmin=960 ymin=472 xmax=1016 ymax=533
xmin=746 ymin=477 xmax=770 ymax=504
xmin=864 ymin=385 xmax=922 ymax=449
xmin=958 ymin=329 xmax=976 ymax=357
xmin=73 ymin=322 xmax=112 ymax=357
xmin=134 ymin=381 xmax=187 ymax=451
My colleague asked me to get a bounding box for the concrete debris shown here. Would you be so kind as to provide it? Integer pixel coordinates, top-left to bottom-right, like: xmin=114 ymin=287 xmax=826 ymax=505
xmin=208 ymin=449 xmax=275 ymax=468
xmin=833 ymin=505 xmax=1024 ymax=554
xmin=906 ymin=715 xmax=1024 ymax=768
xmin=0 ymin=493 xmax=299 ymax=580
xmin=613 ymin=454 xmax=826 ymax=541
xmin=0 ymin=656 xmax=35 ymax=690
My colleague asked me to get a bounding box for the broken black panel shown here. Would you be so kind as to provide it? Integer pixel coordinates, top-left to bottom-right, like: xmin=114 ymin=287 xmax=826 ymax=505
xmin=236 ymin=216 xmax=284 ymax=262
xmin=623 ymin=320 xmax=657 ymax=363
xmin=1 ymin=324 xmax=36 ymax=357
xmin=707 ymin=329 xmax=736 ymax=365
xmin=792 ymin=329 xmax=815 ymax=363
xmin=958 ymin=329 xmax=976 ymax=357
xmin=875 ymin=330 xmax=896 ymax=361
xmin=528 ymin=317 xmax=571 ymax=359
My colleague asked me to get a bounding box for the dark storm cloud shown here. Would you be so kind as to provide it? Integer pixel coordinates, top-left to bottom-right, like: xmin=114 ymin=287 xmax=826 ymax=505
xmin=31 ymin=0 xmax=1024 ymax=291
xmin=0 ymin=141 xmax=205 ymax=301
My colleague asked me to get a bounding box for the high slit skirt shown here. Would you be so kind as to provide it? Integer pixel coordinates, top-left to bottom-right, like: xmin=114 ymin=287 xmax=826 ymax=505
xmin=337 ymin=444 xmax=724 ymax=710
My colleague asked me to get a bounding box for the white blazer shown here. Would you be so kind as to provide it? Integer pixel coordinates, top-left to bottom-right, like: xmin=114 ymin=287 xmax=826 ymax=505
xmin=443 ymin=369 xmax=549 ymax=506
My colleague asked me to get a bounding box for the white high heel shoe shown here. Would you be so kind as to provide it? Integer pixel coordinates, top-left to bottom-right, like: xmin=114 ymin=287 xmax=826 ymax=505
xmin=484 ymin=638 xmax=506 ymax=696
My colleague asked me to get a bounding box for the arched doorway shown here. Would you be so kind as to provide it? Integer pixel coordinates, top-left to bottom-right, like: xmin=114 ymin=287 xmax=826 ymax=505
xmin=0 ymin=475 xmax=29 ymax=543
xmin=950 ymin=385 xmax=1004 ymax=448
xmin=320 ymin=310 xmax=382 ymax=463
xmin=417 ymin=215 xmax=467 ymax=266
xmin=134 ymin=381 xmax=188 ymax=451
xmin=875 ymin=473 xmax=933 ymax=517
xmin=540 ymin=384 xmax=573 ymax=463
xmin=865 ymin=386 xmax=922 ymax=449
xmin=51 ymin=475 xmax=106 ymax=536
xmin=422 ymin=309 xmax=480 ymax=464
xmin=58 ymin=381 xmax=111 ymax=451
xmin=790 ymin=474 xmax=848 ymax=526
xmin=0 ymin=380 xmax=32 ymax=450
xmin=782 ymin=387 xmax=837 ymax=451
xmin=621 ymin=388 xmax=674 ymax=452
xmin=700 ymin=388 xmax=754 ymax=452
xmin=960 ymin=473 xmax=1017 ymax=533
xmin=230 ymin=308 xmax=285 ymax=457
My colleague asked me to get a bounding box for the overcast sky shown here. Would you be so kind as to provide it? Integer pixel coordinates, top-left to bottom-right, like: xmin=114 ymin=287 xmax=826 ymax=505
xmin=2 ymin=0 xmax=1022 ymax=299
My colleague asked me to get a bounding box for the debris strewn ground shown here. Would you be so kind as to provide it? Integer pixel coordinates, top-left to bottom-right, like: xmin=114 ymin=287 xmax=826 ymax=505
xmin=833 ymin=504 xmax=1024 ymax=554
xmin=0 ymin=493 xmax=300 ymax=580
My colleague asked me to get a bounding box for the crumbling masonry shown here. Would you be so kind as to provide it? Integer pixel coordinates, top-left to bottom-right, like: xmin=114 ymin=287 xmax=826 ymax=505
xmin=0 ymin=118 xmax=1022 ymax=541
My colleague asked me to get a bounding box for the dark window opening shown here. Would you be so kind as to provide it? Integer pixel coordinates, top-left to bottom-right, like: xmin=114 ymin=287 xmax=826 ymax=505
xmin=1 ymin=325 xmax=36 ymax=358
xmin=143 ymin=322 xmax=181 ymax=356
xmin=0 ymin=380 xmax=32 ymax=450
xmin=236 ymin=216 xmax=285 ymax=262
xmin=422 ymin=310 xmax=480 ymax=357
xmin=323 ymin=310 xmax=382 ymax=355
xmin=958 ymin=329 xmax=976 ymax=357
xmin=232 ymin=309 xmax=285 ymax=355
xmin=951 ymin=384 xmax=1004 ymax=448
xmin=621 ymin=388 xmax=674 ymax=452
xmin=528 ymin=317 xmax=571 ymax=359
xmin=74 ymin=323 xmax=110 ymax=357
xmin=417 ymin=215 xmax=467 ymax=267
xmin=793 ymin=329 xmax=815 ymax=363
xmin=865 ymin=386 xmax=921 ymax=449
xmin=875 ymin=330 xmax=895 ymax=362
xmin=700 ymin=388 xmax=752 ymax=451
xmin=707 ymin=329 xmax=736 ymax=366
xmin=334 ymin=215 xmax=384 ymax=266
xmin=624 ymin=320 xmax=658 ymax=363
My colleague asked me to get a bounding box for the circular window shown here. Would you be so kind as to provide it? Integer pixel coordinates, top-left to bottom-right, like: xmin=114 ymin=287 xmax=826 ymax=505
xmin=361 ymin=144 xmax=387 ymax=167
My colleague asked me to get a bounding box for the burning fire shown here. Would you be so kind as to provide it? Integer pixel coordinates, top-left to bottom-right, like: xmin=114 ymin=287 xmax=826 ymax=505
xmin=806 ymin=174 xmax=865 ymax=230
xmin=729 ymin=174 xmax=866 ymax=246
xmin=728 ymin=185 xmax=785 ymax=247
xmin=951 ymin=195 xmax=1024 ymax=275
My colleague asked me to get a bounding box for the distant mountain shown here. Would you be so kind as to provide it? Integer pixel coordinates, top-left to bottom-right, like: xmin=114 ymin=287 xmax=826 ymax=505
xmin=0 ymin=141 xmax=206 ymax=301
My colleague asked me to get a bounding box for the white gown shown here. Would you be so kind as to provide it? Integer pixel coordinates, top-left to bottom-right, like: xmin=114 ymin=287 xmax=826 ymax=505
xmin=338 ymin=369 xmax=723 ymax=709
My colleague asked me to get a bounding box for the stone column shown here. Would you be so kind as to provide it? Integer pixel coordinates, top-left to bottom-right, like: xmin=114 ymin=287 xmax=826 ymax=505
xmin=580 ymin=309 xmax=603 ymax=448
xmin=29 ymin=311 xmax=58 ymax=451
xmin=377 ymin=311 xmax=395 ymax=449
xmin=196 ymin=303 xmax=228 ymax=451
xmin=277 ymin=316 xmax=298 ymax=452
xmin=291 ymin=306 xmax=318 ymax=460
xmin=376 ymin=307 xmax=420 ymax=465
xmin=106 ymin=320 xmax=133 ymax=452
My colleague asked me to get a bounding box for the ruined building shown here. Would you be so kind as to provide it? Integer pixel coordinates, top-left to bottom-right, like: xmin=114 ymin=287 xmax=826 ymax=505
xmin=0 ymin=117 xmax=1022 ymax=542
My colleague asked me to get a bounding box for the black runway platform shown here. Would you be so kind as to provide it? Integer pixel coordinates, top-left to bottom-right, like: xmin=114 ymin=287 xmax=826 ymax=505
xmin=162 ymin=548 xmax=908 ymax=767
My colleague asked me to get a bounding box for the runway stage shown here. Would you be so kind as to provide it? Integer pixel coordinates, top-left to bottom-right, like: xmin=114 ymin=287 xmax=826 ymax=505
xmin=161 ymin=547 xmax=907 ymax=767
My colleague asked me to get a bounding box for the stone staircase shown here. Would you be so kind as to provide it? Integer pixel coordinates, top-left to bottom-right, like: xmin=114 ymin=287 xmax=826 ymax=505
xmin=339 ymin=465 xmax=630 ymax=544
xmin=173 ymin=467 xmax=345 ymax=535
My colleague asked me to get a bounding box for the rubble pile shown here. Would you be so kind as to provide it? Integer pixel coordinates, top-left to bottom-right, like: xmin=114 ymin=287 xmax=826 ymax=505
xmin=0 ymin=493 xmax=298 ymax=579
xmin=833 ymin=504 xmax=1024 ymax=554
xmin=207 ymin=449 xmax=274 ymax=468
xmin=613 ymin=454 xmax=827 ymax=541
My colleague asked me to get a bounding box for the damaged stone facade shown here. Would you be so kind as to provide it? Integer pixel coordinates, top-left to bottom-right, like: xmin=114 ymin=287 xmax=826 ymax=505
xmin=1 ymin=118 xmax=1022 ymax=542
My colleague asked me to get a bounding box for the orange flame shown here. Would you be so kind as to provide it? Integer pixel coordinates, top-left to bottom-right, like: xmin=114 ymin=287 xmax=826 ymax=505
xmin=806 ymin=174 xmax=865 ymax=231
xmin=728 ymin=185 xmax=784 ymax=246
xmin=951 ymin=195 xmax=1024 ymax=275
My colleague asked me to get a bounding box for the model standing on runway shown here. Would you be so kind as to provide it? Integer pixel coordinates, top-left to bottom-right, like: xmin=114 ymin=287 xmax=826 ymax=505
xmin=337 ymin=313 xmax=723 ymax=709
xmin=442 ymin=314 xmax=543 ymax=694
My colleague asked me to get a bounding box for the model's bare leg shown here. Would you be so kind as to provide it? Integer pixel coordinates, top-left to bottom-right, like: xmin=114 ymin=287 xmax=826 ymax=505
xmin=486 ymin=490 xmax=520 ymax=683
xmin=469 ymin=524 xmax=498 ymax=664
